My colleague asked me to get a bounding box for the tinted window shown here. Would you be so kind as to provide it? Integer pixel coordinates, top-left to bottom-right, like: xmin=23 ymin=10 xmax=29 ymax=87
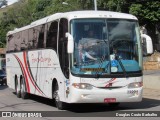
xmin=28 ymin=27 xmax=39 ymax=49
xmin=46 ymin=21 xmax=58 ymax=51
xmin=21 ymin=30 xmax=28 ymax=50
xmin=14 ymin=32 xmax=21 ymax=51
xmin=58 ymin=18 xmax=69 ymax=78
xmin=7 ymin=34 xmax=15 ymax=52
xmin=37 ymin=24 xmax=45 ymax=48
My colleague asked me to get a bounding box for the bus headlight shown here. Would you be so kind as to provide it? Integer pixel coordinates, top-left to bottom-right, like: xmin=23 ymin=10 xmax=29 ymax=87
xmin=128 ymin=82 xmax=143 ymax=88
xmin=72 ymin=83 xmax=93 ymax=90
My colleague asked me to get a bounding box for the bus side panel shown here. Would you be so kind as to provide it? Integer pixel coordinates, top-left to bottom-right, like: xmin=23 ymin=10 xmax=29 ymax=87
xmin=6 ymin=53 xmax=23 ymax=90
xmin=27 ymin=49 xmax=66 ymax=100
xmin=6 ymin=49 xmax=67 ymax=101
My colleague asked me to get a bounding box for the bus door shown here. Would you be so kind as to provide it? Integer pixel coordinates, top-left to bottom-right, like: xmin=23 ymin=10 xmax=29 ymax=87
xmin=58 ymin=18 xmax=70 ymax=100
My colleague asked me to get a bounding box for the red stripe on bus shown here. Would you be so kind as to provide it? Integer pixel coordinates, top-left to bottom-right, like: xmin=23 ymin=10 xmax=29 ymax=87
xmin=105 ymin=78 xmax=116 ymax=87
xmin=14 ymin=55 xmax=30 ymax=93
xmin=23 ymin=52 xmax=44 ymax=96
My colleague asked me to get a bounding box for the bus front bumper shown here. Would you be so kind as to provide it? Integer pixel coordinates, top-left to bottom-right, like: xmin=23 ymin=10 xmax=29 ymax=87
xmin=69 ymin=87 xmax=143 ymax=103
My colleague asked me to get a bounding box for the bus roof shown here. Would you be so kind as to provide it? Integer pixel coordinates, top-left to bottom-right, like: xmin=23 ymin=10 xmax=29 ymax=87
xmin=7 ymin=10 xmax=138 ymax=35
xmin=64 ymin=10 xmax=137 ymax=20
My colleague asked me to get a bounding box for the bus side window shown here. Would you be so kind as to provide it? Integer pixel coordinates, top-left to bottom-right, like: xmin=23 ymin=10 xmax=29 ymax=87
xmin=37 ymin=24 xmax=45 ymax=48
xmin=7 ymin=35 xmax=15 ymax=52
xmin=58 ymin=18 xmax=69 ymax=79
xmin=28 ymin=27 xmax=39 ymax=49
xmin=46 ymin=21 xmax=58 ymax=52
xmin=28 ymin=28 xmax=34 ymax=49
xmin=21 ymin=30 xmax=28 ymax=50
xmin=14 ymin=32 xmax=21 ymax=51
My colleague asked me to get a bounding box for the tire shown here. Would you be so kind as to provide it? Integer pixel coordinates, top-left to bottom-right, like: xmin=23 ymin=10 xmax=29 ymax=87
xmin=53 ymin=83 xmax=66 ymax=110
xmin=3 ymin=78 xmax=7 ymax=86
xmin=15 ymin=78 xmax=21 ymax=98
xmin=4 ymin=80 xmax=7 ymax=86
xmin=0 ymin=81 xmax=2 ymax=86
xmin=20 ymin=77 xmax=29 ymax=99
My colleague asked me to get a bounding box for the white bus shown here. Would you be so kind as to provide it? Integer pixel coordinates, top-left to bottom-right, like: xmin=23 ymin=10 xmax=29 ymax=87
xmin=6 ymin=11 xmax=153 ymax=110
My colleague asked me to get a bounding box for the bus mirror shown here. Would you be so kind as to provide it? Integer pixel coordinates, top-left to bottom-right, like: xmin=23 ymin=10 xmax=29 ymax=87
xmin=66 ymin=33 xmax=74 ymax=53
xmin=141 ymin=34 xmax=153 ymax=56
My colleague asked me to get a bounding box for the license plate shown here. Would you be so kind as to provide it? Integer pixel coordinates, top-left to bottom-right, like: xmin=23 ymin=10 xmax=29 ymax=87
xmin=104 ymin=98 xmax=116 ymax=103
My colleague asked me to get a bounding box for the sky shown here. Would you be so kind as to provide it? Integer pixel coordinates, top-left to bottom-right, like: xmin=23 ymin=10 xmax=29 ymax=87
xmin=7 ymin=0 xmax=18 ymax=5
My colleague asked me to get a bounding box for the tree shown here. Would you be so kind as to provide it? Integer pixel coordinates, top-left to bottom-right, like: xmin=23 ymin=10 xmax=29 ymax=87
xmin=0 ymin=0 xmax=160 ymax=48
xmin=129 ymin=1 xmax=160 ymax=24
xmin=0 ymin=0 xmax=7 ymax=8
xmin=99 ymin=0 xmax=126 ymax=12
xmin=129 ymin=0 xmax=160 ymax=44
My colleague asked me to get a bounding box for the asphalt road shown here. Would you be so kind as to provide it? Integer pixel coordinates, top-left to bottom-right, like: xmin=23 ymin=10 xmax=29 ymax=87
xmin=0 ymin=86 xmax=160 ymax=120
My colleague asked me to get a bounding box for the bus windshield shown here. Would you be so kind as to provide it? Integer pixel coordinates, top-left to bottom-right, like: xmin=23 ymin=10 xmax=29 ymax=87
xmin=70 ymin=18 xmax=142 ymax=77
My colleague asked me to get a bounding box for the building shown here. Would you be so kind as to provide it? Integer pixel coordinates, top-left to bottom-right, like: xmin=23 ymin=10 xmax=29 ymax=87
xmin=0 ymin=48 xmax=6 ymax=58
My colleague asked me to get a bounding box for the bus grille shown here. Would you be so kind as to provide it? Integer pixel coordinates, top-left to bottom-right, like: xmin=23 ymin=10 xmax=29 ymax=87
xmin=98 ymin=86 xmax=123 ymax=89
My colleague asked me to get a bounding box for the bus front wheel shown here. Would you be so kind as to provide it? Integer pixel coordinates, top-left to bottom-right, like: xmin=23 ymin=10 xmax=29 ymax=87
xmin=53 ymin=83 xmax=66 ymax=110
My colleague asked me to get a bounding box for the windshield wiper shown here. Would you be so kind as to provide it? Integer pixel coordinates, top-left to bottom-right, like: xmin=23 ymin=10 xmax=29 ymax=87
xmin=109 ymin=39 xmax=128 ymax=77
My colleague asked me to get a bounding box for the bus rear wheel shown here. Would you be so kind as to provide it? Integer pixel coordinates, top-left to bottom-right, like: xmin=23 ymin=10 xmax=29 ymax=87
xmin=53 ymin=83 xmax=66 ymax=110
xmin=20 ymin=77 xmax=29 ymax=99
xmin=4 ymin=80 xmax=7 ymax=86
xmin=15 ymin=78 xmax=21 ymax=98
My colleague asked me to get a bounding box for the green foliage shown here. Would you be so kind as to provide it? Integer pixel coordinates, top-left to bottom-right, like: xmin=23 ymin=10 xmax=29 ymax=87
xmin=129 ymin=1 xmax=160 ymax=24
xmin=107 ymin=0 xmax=125 ymax=12
xmin=78 ymin=0 xmax=94 ymax=10
xmin=0 ymin=0 xmax=159 ymax=47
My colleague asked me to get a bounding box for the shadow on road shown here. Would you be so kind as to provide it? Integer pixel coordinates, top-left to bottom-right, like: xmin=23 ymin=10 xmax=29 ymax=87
xmin=18 ymin=93 xmax=160 ymax=112
xmin=66 ymin=98 xmax=160 ymax=112
xmin=0 ymin=85 xmax=8 ymax=90
xmin=12 ymin=93 xmax=56 ymax=107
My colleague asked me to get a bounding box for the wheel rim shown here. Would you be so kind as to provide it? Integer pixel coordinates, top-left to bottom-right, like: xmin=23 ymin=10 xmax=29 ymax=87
xmin=53 ymin=83 xmax=65 ymax=109
xmin=21 ymin=81 xmax=24 ymax=95
xmin=54 ymin=90 xmax=59 ymax=103
xmin=54 ymin=84 xmax=61 ymax=107
xmin=16 ymin=81 xmax=18 ymax=94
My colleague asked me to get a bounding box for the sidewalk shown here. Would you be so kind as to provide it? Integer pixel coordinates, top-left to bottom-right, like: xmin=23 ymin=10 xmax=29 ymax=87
xmin=143 ymin=70 xmax=160 ymax=90
xmin=143 ymin=88 xmax=160 ymax=100
xmin=143 ymin=70 xmax=160 ymax=76
xmin=142 ymin=70 xmax=160 ymax=100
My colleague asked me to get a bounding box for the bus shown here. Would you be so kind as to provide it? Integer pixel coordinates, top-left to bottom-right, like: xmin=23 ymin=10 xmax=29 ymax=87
xmin=0 ymin=58 xmax=6 ymax=85
xmin=6 ymin=11 xmax=153 ymax=110
xmin=0 ymin=58 xmax=6 ymax=70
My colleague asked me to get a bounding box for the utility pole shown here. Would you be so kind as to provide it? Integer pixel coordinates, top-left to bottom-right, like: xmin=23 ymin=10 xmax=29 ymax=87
xmin=94 ymin=0 xmax=97 ymax=11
